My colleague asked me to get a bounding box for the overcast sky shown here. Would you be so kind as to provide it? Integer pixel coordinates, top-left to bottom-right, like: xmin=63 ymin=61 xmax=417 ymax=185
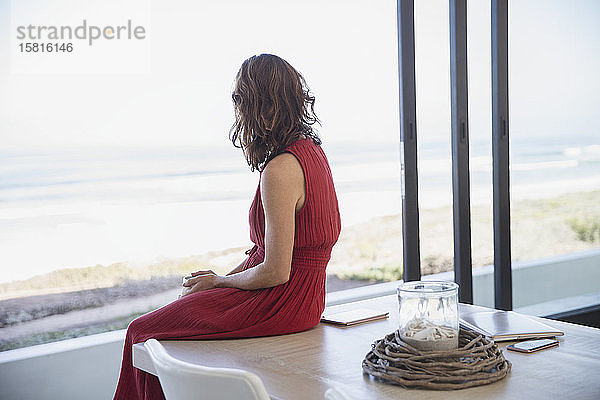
xmin=0 ymin=0 xmax=598 ymax=148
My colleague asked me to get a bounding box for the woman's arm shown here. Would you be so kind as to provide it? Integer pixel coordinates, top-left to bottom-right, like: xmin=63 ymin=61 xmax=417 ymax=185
xmin=182 ymin=152 xmax=305 ymax=294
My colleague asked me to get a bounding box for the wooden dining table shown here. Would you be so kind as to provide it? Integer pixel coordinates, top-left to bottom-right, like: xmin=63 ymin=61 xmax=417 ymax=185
xmin=133 ymin=294 xmax=600 ymax=400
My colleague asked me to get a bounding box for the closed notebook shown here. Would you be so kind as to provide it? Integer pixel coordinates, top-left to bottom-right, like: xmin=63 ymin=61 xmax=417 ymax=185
xmin=320 ymin=308 xmax=389 ymax=326
xmin=459 ymin=309 xmax=565 ymax=341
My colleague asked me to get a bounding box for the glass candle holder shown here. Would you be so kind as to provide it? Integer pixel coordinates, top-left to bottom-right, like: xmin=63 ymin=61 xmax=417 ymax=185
xmin=397 ymin=281 xmax=459 ymax=351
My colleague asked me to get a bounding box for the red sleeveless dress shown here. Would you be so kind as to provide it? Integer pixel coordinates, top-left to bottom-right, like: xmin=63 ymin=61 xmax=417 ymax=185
xmin=113 ymin=138 xmax=341 ymax=400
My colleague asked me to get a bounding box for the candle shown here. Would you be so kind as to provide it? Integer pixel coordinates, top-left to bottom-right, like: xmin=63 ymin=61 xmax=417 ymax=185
xmin=397 ymin=281 xmax=459 ymax=351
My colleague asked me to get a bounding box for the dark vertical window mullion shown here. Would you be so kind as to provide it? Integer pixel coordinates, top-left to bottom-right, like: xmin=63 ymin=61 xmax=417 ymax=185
xmin=449 ymin=0 xmax=473 ymax=303
xmin=397 ymin=0 xmax=421 ymax=281
xmin=491 ymin=0 xmax=513 ymax=310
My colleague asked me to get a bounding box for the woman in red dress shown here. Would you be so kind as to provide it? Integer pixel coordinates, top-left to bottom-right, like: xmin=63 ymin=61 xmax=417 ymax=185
xmin=113 ymin=53 xmax=341 ymax=400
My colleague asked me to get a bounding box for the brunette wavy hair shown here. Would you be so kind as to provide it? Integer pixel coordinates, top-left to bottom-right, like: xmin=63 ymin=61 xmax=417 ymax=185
xmin=229 ymin=54 xmax=321 ymax=172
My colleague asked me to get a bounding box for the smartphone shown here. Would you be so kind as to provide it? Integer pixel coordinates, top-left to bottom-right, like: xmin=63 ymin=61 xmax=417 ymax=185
xmin=507 ymin=338 xmax=559 ymax=353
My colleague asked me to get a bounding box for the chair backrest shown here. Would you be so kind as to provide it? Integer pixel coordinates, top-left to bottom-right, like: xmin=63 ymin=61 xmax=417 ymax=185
xmin=144 ymin=338 xmax=271 ymax=400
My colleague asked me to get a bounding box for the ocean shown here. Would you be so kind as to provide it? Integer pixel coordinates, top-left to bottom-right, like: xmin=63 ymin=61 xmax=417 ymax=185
xmin=1 ymin=134 xmax=599 ymax=283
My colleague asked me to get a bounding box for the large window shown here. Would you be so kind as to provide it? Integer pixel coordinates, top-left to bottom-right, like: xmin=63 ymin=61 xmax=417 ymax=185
xmin=414 ymin=0 xmax=454 ymax=276
xmin=463 ymin=0 xmax=600 ymax=309
xmin=412 ymin=0 xmax=600 ymax=313
xmin=4 ymin=0 xmax=596 ymax=352
xmin=0 ymin=0 xmax=402 ymax=351
xmin=508 ymin=0 xmax=600 ymax=310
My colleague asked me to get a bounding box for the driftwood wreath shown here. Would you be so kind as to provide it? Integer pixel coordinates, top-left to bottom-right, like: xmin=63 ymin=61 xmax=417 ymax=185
xmin=362 ymin=328 xmax=511 ymax=390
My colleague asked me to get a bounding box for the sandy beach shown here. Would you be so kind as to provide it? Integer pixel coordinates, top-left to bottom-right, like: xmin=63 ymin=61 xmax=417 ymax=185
xmin=1 ymin=190 xmax=598 ymax=351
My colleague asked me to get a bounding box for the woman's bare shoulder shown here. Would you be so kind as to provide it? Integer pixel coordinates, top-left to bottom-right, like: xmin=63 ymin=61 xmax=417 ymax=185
xmin=262 ymin=152 xmax=303 ymax=182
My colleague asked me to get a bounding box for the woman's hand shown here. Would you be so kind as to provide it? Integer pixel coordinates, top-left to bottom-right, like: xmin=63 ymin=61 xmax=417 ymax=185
xmin=180 ymin=270 xmax=218 ymax=297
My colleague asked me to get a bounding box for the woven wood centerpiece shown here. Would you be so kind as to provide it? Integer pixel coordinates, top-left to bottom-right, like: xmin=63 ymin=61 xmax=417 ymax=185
xmin=362 ymin=328 xmax=512 ymax=390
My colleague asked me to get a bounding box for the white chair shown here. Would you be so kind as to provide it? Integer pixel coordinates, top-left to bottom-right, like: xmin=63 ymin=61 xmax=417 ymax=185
xmin=144 ymin=338 xmax=271 ymax=400
xmin=324 ymin=386 xmax=355 ymax=400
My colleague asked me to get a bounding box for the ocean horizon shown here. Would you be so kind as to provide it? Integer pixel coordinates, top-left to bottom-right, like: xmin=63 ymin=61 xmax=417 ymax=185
xmin=1 ymin=134 xmax=599 ymax=283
